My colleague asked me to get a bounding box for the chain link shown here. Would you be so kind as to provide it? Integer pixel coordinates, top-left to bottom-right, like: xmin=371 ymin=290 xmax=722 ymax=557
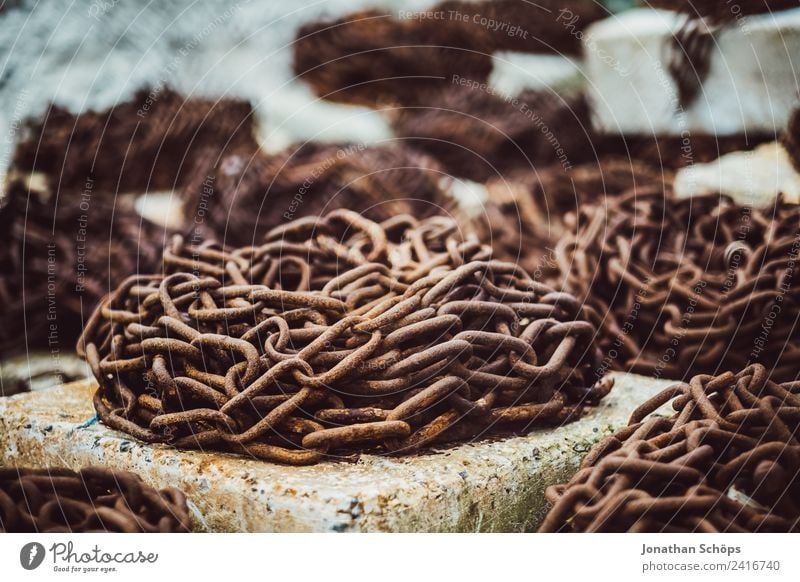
xmin=78 ymin=210 xmax=608 ymax=464
xmin=0 ymin=466 xmax=191 ymax=533
xmin=541 ymin=364 xmax=800 ymax=532
xmin=556 ymin=189 xmax=800 ymax=382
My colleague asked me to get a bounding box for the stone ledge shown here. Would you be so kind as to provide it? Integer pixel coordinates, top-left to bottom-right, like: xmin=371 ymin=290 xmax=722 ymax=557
xmin=0 ymin=373 xmax=673 ymax=532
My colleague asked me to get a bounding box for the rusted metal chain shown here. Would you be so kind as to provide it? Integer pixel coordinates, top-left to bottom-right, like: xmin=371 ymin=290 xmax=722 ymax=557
xmin=555 ymin=189 xmax=800 ymax=382
xmin=467 ymin=139 xmax=770 ymax=279
xmin=3 ymin=87 xmax=253 ymax=353
xmin=180 ymin=142 xmax=455 ymax=248
xmin=292 ymin=2 xmax=605 ymax=107
xmin=293 ymin=9 xmax=493 ymax=107
xmin=472 ymin=156 xmax=673 ymax=275
xmin=78 ymin=209 xmax=608 ymax=465
xmin=541 ymin=364 xmax=800 ymax=533
xmin=433 ymin=0 xmax=607 ymax=55
xmin=0 ymin=466 xmax=191 ymax=533
xmin=784 ymin=106 xmax=800 ymax=173
xmin=390 ymin=88 xmax=593 ymax=182
xmin=13 ymin=87 xmax=257 ymax=194
xmin=0 ymin=177 xmax=165 ymax=354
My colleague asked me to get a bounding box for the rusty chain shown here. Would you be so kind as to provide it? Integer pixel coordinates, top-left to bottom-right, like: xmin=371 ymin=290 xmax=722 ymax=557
xmin=784 ymin=106 xmax=800 ymax=172
xmin=293 ymin=8 xmax=493 ymax=107
xmin=390 ymin=88 xmax=592 ymax=183
xmin=14 ymin=87 xmax=257 ymax=194
xmin=555 ymin=189 xmax=800 ymax=382
xmin=0 ymin=466 xmax=191 ymax=533
xmin=292 ymin=2 xmax=604 ymax=108
xmin=0 ymin=177 xmax=165 ymax=353
xmin=180 ymin=142 xmax=455 ymax=248
xmin=540 ymin=364 xmax=800 ymax=532
xmin=77 ymin=209 xmax=609 ymax=465
xmin=473 ymin=156 xmax=673 ymax=275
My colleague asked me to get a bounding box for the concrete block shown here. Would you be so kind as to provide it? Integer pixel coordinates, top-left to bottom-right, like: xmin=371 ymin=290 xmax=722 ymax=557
xmin=489 ymin=52 xmax=583 ymax=97
xmin=584 ymin=8 xmax=800 ymax=136
xmin=253 ymin=84 xmax=393 ymax=153
xmin=675 ymin=141 xmax=800 ymax=208
xmin=0 ymin=372 xmax=673 ymax=532
xmin=134 ymin=191 xmax=184 ymax=229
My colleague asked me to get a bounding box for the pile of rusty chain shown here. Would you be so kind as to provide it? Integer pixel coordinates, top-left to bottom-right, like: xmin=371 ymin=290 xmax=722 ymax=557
xmin=433 ymin=0 xmax=607 ymax=55
xmin=78 ymin=209 xmax=609 ymax=465
xmin=466 ymin=138 xmax=768 ymax=278
xmin=390 ymin=88 xmax=593 ymax=182
xmin=784 ymin=106 xmax=800 ymax=172
xmin=2 ymin=87 xmax=254 ymax=353
xmin=180 ymin=142 xmax=455 ymax=248
xmin=0 ymin=176 xmax=165 ymax=353
xmin=541 ymin=364 xmax=800 ymax=532
xmin=0 ymin=466 xmax=191 ymax=532
xmin=471 ymin=156 xmax=673 ymax=275
xmin=14 ymin=87 xmax=257 ymax=194
xmin=555 ymin=188 xmax=800 ymax=382
xmin=293 ymin=9 xmax=493 ymax=107
xmin=293 ymin=2 xmax=605 ymax=107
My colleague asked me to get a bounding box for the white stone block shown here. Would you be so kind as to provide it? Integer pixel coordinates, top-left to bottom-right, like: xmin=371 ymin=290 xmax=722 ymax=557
xmin=489 ymin=52 xmax=583 ymax=97
xmin=0 ymin=352 xmax=89 ymax=397
xmin=253 ymin=85 xmax=393 ymax=153
xmin=134 ymin=191 xmax=184 ymax=229
xmin=584 ymin=8 xmax=800 ymax=136
xmin=675 ymin=141 xmax=800 ymax=207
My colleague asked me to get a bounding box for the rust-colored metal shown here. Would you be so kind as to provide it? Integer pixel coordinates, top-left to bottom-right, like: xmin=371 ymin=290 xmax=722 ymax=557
xmin=13 ymin=87 xmax=257 ymax=194
xmin=292 ymin=9 xmax=493 ymax=107
xmin=292 ymin=2 xmax=606 ymax=107
xmin=555 ymin=189 xmax=800 ymax=382
xmin=541 ymin=364 xmax=800 ymax=533
xmin=472 ymin=156 xmax=673 ymax=275
xmin=433 ymin=0 xmax=606 ymax=55
xmin=0 ymin=177 xmax=165 ymax=354
xmin=78 ymin=210 xmax=608 ymax=465
xmin=180 ymin=142 xmax=455 ymax=248
xmin=0 ymin=466 xmax=191 ymax=533
xmin=390 ymin=89 xmax=593 ymax=182
xmin=2 ymin=88 xmax=253 ymax=353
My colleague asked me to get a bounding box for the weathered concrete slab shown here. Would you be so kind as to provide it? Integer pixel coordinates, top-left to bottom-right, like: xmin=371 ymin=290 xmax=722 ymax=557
xmin=0 ymin=373 xmax=674 ymax=532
